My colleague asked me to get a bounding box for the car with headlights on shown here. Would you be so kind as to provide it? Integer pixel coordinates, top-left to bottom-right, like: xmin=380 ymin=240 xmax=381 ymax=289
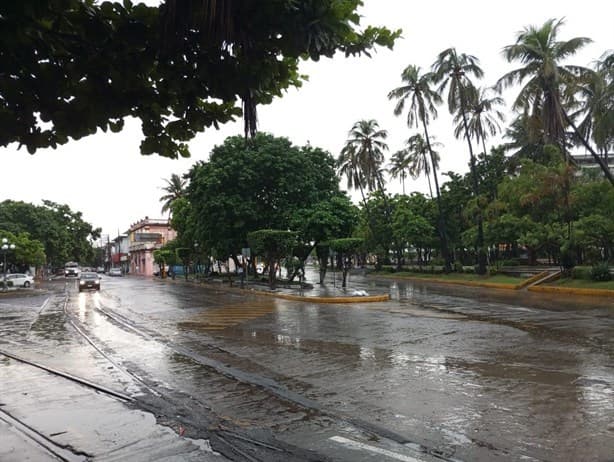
xmin=79 ymin=272 xmax=100 ymax=292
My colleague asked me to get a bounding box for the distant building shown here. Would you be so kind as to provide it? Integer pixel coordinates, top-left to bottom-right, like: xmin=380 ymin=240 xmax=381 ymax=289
xmin=128 ymin=217 xmax=176 ymax=276
xmin=110 ymin=234 xmax=130 ymax=274
xmin=572 ymin=153 xmax=613 ymax=176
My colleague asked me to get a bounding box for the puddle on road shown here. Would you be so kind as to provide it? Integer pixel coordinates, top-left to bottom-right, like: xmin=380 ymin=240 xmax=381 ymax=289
xmin=380 ymin=305 xmax=467 ymax=319
xmin=177 ymin=301 xmax=277 ymax=332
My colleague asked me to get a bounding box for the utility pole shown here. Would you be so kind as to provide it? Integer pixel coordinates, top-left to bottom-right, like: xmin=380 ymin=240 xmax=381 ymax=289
xmin=117 ymin=228 xmax=121 ymax=272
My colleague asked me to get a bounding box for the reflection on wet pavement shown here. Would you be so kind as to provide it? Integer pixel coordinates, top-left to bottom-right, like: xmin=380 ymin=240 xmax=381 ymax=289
xmin=1 ymin=274 xmax=612 ymax=461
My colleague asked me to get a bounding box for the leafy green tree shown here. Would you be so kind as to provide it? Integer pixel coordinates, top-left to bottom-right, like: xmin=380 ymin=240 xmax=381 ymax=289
xmin=497 ymin=155 xmax=577 ymax=265
xmin=186 ymin=133 xmax=343 ymax=267
xmin=290 ymin=195 xmax=358 ymax=284
xmin=0 ymin=231 xmax=46 ymax=273
xmin=574 ymin=215 xmax=614 ymax=262
xmin=474 ymin=147 xmax=509 ymax=201
xmin=571 ymin=177 xmax=614 ymax=262
xmin=153 ymin=249 xmax=175 ymax=278
xmin=328 ymin=238 xmax=364 ymax=288
xmin=0 ymin=200 xmax=100 ymax=267
xmin=160 ymin=173 xmax=187 ymax=216
xmin=431 ymin=47 xmax=487 ymax=273
xmin=354 ymin=191 xmax=395 ymax=269
xmin=248 ymin=229 xmax=297 ymax=289
xmin=484 ymin=213 xmax=526 ymax=261
xmin=392 ymin=196 xmax=436 ymax=266
xmin=0 ymin=0 xmax=399 ymax=158
xmin=497 ymin=18 xmax=613 ymax=184
xmin=439 ymin=171 xmax=473 ymax=264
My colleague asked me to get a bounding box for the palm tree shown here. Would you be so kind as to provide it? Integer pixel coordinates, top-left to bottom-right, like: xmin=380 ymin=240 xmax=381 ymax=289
xmin=159 ymin=173 xmax=187 ymax=216
xmin=337 ymin=119 xmax=395 ymax=267
xmin=337 ymin=144 xmax=369 ymax=205
xmin=389 ymin=134 xmax=441 ymax=198
xmin=388 ymin=149 xmax=409 ymax=195
xmin=574 ymin=51 xmax=614 ymax=167
xmin=431 ymin=48 xmax=486 ymax=273
xmin=497 ymin=18 xmax=613 ymax=184
xmin=388 ymin=64 xmax=451 ymax=270
xmin=453 ymin=86 xmax=505 ymax=156
xmin=503 ymin=113 xmax=547 ymax=166
xmin=338 ymin=119 xmax=389 ymax=196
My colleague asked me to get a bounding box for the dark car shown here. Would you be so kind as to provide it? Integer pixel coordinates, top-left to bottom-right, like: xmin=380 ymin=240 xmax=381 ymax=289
xmin=79 ymin=272 xmax=101 ymax=292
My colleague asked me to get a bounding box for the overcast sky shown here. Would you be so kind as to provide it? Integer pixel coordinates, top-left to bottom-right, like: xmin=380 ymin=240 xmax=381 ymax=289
xmin=2 ymin=0 xmax=612 ymax=239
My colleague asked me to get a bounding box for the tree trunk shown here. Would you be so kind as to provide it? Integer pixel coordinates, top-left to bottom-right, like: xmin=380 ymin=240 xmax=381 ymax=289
xmin=459 ymin=93 xmax=487 ymax=274
xmin=422 ymin=118 xmax=452 ymax=272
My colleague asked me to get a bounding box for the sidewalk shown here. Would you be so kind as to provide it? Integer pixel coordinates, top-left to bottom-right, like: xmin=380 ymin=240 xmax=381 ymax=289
xmin=0 ymin=292 xmax=227 ymax=462
xmin=161 ymin=266 xmax=391 ymax=303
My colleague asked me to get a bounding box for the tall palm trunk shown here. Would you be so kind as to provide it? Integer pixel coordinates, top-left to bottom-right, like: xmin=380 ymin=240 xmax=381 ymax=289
xmin=422 ymin=152 xmax=434 ymax=198
xmin=422 ymin=117 xmax=452 ymax=272
xmin=459 ymin=90 xmax=487 ymax=274
xmin=480 ymin=134 xmax=488 ymax=158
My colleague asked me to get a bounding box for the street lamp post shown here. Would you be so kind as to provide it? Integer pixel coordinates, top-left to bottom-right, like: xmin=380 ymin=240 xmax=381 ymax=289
xmin=2 ymin=237 xmax=16 ymax=292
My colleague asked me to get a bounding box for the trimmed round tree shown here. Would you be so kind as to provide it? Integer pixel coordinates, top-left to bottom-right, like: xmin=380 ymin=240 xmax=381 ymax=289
xmin=328 ymin=238 xmax=364 ymax=288
xmin=248 ymin=230 xmax=297 ymax=289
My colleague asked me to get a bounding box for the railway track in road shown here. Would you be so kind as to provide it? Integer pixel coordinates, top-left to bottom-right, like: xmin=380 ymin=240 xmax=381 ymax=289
xmin=0 ymin=405 xmax=89 ymax=462
xmin=2 ymin=287 xmax=324 ymax=461
xmin=3 ymin=279 xmax=462 ymax=460
xmin=69 ymin=290 xmax=460 ymax=462
xmin=0 ymin=348 xmax=134 ymax=402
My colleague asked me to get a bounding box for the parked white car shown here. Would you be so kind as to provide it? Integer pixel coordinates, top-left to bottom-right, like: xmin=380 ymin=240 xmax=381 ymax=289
xmin=5 ymin=273 xmax=34 ymax=288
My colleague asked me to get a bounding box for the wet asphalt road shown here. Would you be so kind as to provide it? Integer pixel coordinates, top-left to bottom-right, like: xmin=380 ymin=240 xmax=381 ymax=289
xmin=0 ymin=271 xmax=613 ymax=461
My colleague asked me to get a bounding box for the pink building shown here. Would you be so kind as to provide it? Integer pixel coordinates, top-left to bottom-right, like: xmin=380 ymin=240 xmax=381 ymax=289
xmin=128 ymin=217 xmax=176 ymax=276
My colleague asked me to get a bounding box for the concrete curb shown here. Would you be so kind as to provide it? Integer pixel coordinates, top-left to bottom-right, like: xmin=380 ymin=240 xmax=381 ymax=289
xmin=528 ymin=285 xmax=614 ymax=298
xmin=249 ymin=289 xmax=390 ymax=304
xmin=374 ymin=274 xmax=520 ymax=290
xmin=517 ymin=271 xmax=551 ymax=289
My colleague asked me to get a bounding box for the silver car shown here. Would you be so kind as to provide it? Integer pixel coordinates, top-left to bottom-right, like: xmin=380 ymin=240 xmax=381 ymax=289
xmin=5 ymin=273 xmax=34 ymax=288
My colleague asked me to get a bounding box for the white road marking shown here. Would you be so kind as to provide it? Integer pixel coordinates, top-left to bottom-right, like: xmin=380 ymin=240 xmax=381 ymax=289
xmin=330 ymin=436 xmax=423 ymax=462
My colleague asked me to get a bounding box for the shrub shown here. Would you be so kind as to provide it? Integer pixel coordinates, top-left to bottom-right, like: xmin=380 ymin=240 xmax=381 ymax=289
xmin=454 ymin=262 xmax=464 ymax=273
xmin=590 ymin=263 xmax=612 ymax=282
xmin=500 ymin=259 xmax=520 ymax=267
xmin=571 ymin=266 xmax=591 ymax=280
